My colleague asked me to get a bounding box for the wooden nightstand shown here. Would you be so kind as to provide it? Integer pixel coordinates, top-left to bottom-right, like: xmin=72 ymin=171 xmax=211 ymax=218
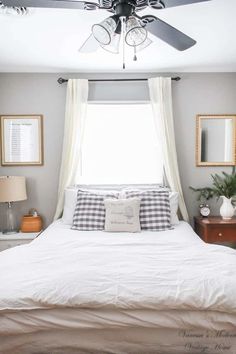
xmin=194 ymin=216 xmax=236 ymax=243
xmin=0 ymin=232 xmax=39 ymax=252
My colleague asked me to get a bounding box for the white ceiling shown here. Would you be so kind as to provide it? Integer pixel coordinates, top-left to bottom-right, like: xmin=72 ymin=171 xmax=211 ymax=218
xmin=0 ymin=0 xmax=235 ymax=72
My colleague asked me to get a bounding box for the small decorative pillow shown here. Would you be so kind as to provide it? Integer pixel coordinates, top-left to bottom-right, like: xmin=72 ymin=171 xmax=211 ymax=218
xmin=104 ymin=198 xmax=141 ymax=233
xmin=124 ymin=190 xmax=171 ymax=231
xmin=72 ymin=190 xmax=119 ymax=231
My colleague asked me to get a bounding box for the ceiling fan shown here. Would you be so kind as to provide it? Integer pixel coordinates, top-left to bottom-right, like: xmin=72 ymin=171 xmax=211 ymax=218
xmin=3 ymin=0 xmax=211 ymax=67
xmin=0 ymin=1 xmax=28 ymax=14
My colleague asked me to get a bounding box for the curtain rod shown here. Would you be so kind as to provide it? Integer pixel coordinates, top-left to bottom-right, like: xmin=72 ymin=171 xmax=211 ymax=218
xmin=57 ymin=77 xmax=181 ymax=84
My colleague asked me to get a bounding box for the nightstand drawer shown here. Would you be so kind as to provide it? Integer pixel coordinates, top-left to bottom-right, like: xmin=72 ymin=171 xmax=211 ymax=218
xmin=194 ymin=216 xmax=236 ymax=245
xmin=0 ymin=239 xmax=31 ymax=252
xmin=208 ymin=226 xmax=236 ymax=243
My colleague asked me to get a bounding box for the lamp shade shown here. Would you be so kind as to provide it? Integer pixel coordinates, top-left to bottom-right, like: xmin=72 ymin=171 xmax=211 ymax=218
xmin=125 ymin=17 xmax=147 ymax=47
xmin=0 ymin=176 xmax=27 ymax=202
xmin=101 ymin=33 xmax=121 ymax=53
xmin=92 ymin=17 xmax=117 ymax=45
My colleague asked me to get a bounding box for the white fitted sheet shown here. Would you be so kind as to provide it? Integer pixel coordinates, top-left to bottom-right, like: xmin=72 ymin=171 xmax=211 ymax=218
xmin=0 ymin=220 xmax=236 ymax=353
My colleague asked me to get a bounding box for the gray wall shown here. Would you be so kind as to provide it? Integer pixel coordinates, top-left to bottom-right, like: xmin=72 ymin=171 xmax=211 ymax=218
xmin=0 ymin=73 xmax=235 ymax=230
xmin=0 ymin=74 xmax=65 ymax=229
xmin=173 ymin=73 xmax=236 ymax=220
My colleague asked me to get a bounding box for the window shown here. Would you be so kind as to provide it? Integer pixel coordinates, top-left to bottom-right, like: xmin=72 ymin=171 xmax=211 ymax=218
xmin=76 ymin=103 xmax=163 ymax=184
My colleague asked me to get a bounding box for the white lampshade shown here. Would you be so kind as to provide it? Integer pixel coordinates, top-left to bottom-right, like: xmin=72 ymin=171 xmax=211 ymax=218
xmin=0 ymin=176 xmax=27 ymax=203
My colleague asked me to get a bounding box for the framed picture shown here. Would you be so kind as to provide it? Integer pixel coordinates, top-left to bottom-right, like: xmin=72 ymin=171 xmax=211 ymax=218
xmin=0 ymin=115 xmax=44 ymax=166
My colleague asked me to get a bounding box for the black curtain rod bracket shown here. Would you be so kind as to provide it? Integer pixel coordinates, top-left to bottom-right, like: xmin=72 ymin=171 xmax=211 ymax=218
xmin=57 ymin=77 xmax=181 ymax=84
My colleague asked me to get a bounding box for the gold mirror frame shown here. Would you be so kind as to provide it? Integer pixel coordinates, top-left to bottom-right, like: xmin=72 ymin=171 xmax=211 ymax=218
xmin=196 ymin=114 xmax=236 ymax=167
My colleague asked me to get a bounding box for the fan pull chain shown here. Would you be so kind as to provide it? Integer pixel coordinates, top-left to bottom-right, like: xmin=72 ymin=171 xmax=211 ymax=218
xmin=121 ymin=17 xmax=126 ymax=69
xmin=133 ymin=46 xmax=137 ymax=61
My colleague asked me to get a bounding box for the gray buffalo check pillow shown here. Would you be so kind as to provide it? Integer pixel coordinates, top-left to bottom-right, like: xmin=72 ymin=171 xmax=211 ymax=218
xmin=72 ymin=190 xmax=119 ymax=231
xmin=124 ymin=190 xmax=171 ymax=231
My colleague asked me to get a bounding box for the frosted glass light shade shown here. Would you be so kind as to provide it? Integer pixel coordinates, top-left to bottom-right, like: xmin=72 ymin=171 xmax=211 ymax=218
xmin=92 ymin=17 xmax=117 ymax=46
xmin=0 ymin=176 xmax=27 ymax=202
xmin=125 ymin=17 xmax=147 ymax=47
xmin=101 ymin=33 xmax=121 ymax=53
xmin=136 ymin=37 xmax=152 ymax=52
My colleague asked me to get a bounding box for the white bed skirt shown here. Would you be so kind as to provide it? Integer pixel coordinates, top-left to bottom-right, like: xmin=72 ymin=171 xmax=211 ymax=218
xmin=2 ymin=326 xmax=236 ymax=354
xmin=1 ymin=307 xmax=236 ymax=354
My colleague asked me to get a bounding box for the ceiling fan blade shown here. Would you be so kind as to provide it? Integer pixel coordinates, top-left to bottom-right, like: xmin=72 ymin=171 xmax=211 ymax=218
xmin=162 ymin=0 xmax=211 ymax=8
xmin=146 ymin=17 xmax=196 ymax=51
xmin=79 ymin=34 xmax=100 ymax=53
xmin=3 ymin=0 xmax=99 ymax=10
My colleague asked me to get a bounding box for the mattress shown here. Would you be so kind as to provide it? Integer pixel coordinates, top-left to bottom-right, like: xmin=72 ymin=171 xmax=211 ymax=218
xmin=0 ymin=220 xmax=236 ymax=353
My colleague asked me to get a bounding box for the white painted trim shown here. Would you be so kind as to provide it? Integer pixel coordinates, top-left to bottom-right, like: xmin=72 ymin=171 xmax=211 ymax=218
xmin=88 ymin=101 xmax=150 ymax=105
xmin=0 ymin=232 xmax=39 ymax=241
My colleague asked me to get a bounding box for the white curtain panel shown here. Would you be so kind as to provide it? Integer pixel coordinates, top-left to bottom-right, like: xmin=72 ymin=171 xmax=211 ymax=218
xmin=54 ymin=79 xmax=89 ymax=220
xmin=148 ymin=77 xmax=189 ymax=222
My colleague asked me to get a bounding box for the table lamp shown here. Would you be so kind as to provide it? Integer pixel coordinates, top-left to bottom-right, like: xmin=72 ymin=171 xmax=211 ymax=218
xmin=0 ymin=176 xmax=27 ymax=234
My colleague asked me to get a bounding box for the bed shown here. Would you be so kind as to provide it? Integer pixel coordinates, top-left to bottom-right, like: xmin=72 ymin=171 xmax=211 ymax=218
xmin=0 ymin=219 xmax=236 ymax=354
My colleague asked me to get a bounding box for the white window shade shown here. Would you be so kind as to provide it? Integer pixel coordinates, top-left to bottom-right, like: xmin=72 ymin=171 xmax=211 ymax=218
xmin=76 ymin=103 xmax=163 ymax=184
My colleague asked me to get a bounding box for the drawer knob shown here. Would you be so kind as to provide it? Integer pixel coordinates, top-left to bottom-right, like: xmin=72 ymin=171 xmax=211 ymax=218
xmin=218 ymin=233 xmax=223 ymax=237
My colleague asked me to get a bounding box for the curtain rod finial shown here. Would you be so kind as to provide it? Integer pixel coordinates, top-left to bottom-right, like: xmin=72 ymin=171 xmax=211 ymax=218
xmin=58 ymin=77 xmax=67 ymax=84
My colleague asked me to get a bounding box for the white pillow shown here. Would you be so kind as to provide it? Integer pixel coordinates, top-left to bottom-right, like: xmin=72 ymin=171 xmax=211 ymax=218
xmin=62 ymin=188 xmax=77 ymax=225
xmin=169 ymin=192 xmax=179 ymax=225
xmin=104 ymin=198 xmax=141 ymax=233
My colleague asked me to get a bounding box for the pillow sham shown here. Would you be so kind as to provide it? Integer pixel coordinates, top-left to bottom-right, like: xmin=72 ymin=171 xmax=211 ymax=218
xmin=72 ymin=190 xmax=119 ymax=231
xmin=62 ymin=185 xmax=178 ymax=226
xmin=124 ymin=190 xmax=171 ymax=231
xmin=62 ymin=187 xmax=119 ymax=225
xmin=123 ymin=187 xmax=179 ymax=225
xmin=62 ymin=188 xmax=78 ymax=225
xmin=169 ymin=192 xmax=179 ymax=225
xmin=104 ymin=198 xmax=141 ymax=233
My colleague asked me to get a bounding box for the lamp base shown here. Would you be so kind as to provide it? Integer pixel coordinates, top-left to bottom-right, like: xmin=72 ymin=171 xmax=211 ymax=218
xmin=2 ymin=202 xmax=18 ymax=234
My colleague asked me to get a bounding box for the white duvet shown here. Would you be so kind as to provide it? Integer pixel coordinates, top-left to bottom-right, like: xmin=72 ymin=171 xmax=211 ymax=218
xmin=0 ymin=220 xmax=236 ymax=316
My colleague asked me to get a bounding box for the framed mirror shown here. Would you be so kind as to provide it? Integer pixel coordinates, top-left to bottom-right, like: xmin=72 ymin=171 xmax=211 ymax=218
xmin=196 ymin=114 xmax=236 ymax=166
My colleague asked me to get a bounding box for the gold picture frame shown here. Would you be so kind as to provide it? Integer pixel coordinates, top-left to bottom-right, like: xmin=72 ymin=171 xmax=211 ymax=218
xmin=196 ymin=114 xmax=236 ymax=166
xmin=0 ymin=115 xmax=44 ymax=166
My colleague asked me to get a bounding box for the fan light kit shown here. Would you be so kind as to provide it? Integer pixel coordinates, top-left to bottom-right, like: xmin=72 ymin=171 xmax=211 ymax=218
xmin=3 ymin=0 xmax=211 ymax=68
xmin=88 ymin=14 xmax=152 ymax=67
